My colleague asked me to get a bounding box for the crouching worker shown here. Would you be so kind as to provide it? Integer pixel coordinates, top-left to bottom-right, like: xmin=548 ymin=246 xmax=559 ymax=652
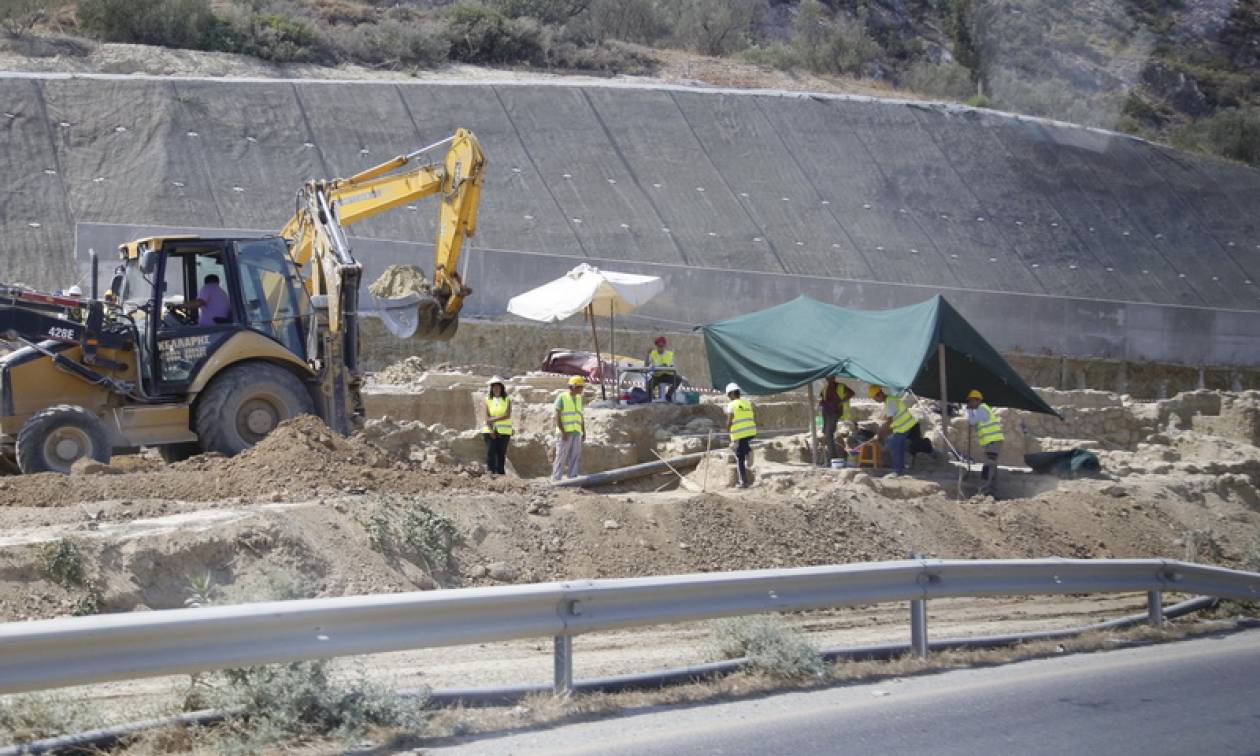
xmin=552 ymin=376 xmax=586 ymax=481
xmin=725 ymin=382 xmax=757 ymax=488
xmin=646 ymin=336 xmax=680 ymax=402
xmin=870 ymin=385 xmax=918 ymax=475
xmin=966 ymin=389 xmax=1004 ymax=495
xmin=483 ymin=377 xmax=513 ymax=475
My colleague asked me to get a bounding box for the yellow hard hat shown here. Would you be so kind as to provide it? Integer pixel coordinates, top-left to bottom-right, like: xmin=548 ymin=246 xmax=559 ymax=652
xmin=568 ymin=375 xmax=586 ymax=387
xmin=868 ymin=385 xmax=884 ymax=399
xmin=967 ymin=389 xmax=983 ymax=400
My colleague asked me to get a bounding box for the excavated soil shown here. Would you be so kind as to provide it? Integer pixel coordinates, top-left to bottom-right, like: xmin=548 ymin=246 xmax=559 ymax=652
xmin=0 ymin=382 xmax=1258 ymax=624
xmin=367 ymin=265 xmax=432 ymax=300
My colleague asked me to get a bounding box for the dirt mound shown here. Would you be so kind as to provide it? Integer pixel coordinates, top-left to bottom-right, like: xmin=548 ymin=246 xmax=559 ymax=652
xmin=372 ymin=356 xmax=429 ymax=385
xmin=368 ymin=265 xmax=431 ymax=299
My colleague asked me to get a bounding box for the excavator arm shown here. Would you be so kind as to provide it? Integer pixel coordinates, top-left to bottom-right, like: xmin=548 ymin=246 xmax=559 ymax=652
xmin=280 ymin=128 xmax=487 ymax=339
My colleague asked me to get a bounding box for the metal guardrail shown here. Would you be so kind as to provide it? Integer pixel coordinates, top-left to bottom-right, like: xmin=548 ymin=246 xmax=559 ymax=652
xmin=0 ymin=558 xmax=1256 ymax=696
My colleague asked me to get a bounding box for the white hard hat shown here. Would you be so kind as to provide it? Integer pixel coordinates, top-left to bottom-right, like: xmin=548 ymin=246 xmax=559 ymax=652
xmin=66 ymin=285 xmax=82 ymax=296
xmin=725 ymin=382 xmax=741 ymax=394
xmin=488 ymin=376 xmax=506 ymax=386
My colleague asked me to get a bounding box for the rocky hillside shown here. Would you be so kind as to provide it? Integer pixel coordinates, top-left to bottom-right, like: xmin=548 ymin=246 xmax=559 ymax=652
xmin=2 ymin=0 xmax=1258 ymax=166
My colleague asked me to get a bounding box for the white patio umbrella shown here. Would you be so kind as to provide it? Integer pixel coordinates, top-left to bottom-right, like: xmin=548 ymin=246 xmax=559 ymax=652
xmin=507 ymin=263 xmax=664 ymax=398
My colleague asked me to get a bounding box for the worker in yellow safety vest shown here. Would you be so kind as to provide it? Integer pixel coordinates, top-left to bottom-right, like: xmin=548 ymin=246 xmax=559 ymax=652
xmin=725 ymin=382 xmax=757 ymax=488
xmin=870 ymin=385 xmax=918 ymax=474
xmin=552 ymin=375 xmax=586 ymax=481
xmin=966 ymin=389 xmax=1005 ymax=495
xmin=819 ymin=375 xmax=856 ymax=464
xmin=482 ymin=377 xmax=513 ymax=475
xmin=646 ymin=336 xmax=680 ymax=403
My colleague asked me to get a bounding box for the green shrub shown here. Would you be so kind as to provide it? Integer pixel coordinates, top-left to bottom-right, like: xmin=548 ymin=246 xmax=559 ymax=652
xmin=78 ymin=0 xmax=220 ymax=49
xmin=669 ymin=0 xmax=760 ymax=57
xmin=574 ymin=0 xmax=667 ymax=45
xmin=493 ymin=0 xmax=590 ymax=25
xmin=710 ymin=615 xmax=824 ymax=680
xmin=326 ymin=17 xmax=449 ymax=69
xmin=743 ymin=42 xmax=800 ymax=71
xmin=208 ymin=660 xmax=426 ymax=750
xmin=443 ymin=2 xmax=544 ymax=64
xmin=791 ymin=0 xmax=881 ymax=75
xmin=39 ymin=538 xmax=87 ymax=588
xmin=1174 ymin=107 xmax=1260 ymax=167
xmin=903 ymin=60 xmax=975 ymax=100
xmin=230 ymin=12 xmax=326 ymax=63
xmin=0 ymin=0 xmax=53 ymax=33
xmin=543 ymin=38 xmax=655 ymax=74
xmin=0 ymin=694 xmax=105 ymax=745
xmin=358 ymin=498 xmax=460 ymax=575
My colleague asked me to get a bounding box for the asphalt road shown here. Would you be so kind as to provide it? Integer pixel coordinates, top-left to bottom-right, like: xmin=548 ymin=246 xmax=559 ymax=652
xmin=428 ymin=629 xmax=1260 ymax=756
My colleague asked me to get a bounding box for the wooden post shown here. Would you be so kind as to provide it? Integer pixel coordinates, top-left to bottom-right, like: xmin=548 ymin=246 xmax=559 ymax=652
xmin=588 ymin=304 xmax=606 ymax=400
xmin=937 ymin=343 xmax=949 ymax=448
xmin=807 ymin=381 xmax=820 ymax=467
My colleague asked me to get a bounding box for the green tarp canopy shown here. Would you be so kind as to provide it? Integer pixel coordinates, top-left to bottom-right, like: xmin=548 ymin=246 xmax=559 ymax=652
xmin=699 ymin=295 xmax=1059 ymax=416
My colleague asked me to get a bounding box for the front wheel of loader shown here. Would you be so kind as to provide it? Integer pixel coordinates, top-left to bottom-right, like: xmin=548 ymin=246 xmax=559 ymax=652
xmin=195 ymin=362 xmax=315 ymax=457
xmin=16 ymin=405 xmax=111 ymax=475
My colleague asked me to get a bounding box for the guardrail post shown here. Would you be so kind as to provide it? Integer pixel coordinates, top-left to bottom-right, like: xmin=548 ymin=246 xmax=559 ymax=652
xmin=909 ymin=552 xmax=929 ymax=659
xmin=910 ymin=598 xmax=929 ymax=658
xmin=553 ymin=634 xmax=573 ymax=696
xmin=1147 ymin=590 xmax=1163 ymax=628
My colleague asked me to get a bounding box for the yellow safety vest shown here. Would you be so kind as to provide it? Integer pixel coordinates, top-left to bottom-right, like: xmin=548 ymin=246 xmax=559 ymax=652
xmin=558 ymin=393 xmax=584 ymax=434
xmin=976 ymin=403 xmax=1005 ymax=446
xmin=648 ymin=349 xmax=675 ymax=374
xmin=484 ymin=396 xmax=513 ymax=436
xmin=887 ymin=395 xmax=918 ymax=434
xmin=729 ymin=398 xmax=757 ymax=440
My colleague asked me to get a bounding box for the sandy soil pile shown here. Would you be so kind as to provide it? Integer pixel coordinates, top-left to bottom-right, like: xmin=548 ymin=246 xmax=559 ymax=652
xmin=0 ymin=387 xmax=1257 ymax=623
xmin=368 ymin=265 xmax=431 ymax=300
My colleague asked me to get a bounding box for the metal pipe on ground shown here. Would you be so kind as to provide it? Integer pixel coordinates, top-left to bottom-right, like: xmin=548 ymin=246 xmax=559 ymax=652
xmin=552 ymin=451 xmax=711 ymax=488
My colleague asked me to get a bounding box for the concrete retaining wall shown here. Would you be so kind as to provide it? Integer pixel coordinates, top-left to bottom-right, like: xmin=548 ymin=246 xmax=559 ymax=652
xmin=2 ymin=73 xmax=1257 ymax=368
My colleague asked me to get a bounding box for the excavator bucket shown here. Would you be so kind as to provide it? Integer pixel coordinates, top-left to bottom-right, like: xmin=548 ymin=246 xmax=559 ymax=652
xmin=372 ymin=293 xmax=460 ymax=341
xmin=373 ymin=294 xmax=422 ymax=339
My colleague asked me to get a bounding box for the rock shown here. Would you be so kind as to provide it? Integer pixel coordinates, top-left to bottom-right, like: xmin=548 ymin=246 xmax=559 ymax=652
xmin=70 ymin=459 xmax=121 ymax=475
xmin=486 ymin=562 xmax=517 ymax=581
xmin=603 ymin=519 xmax=621 ymax=530
xmin=468 ymin=564 xmax=488 ymax=579
xmin=470 ymin=525 xmax=487 ymax=544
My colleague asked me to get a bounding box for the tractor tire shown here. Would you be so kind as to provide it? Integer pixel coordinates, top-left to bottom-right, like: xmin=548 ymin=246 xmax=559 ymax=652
xmin=158 ymin=442 xmax=201 ymax=464
xmin=195 ymin=362 xmax=315 ymax=457
xmin=16 ymin=404 xmax=111 ymax=475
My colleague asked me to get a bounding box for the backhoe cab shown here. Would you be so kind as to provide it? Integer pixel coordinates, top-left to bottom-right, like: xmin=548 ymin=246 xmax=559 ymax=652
xmin=0 ymin=129 xmax=486 ymax=474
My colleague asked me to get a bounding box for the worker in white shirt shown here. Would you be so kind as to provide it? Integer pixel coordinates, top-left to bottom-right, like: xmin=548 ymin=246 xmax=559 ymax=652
xmin=966 ymin=389 xmax=1005 ymax=495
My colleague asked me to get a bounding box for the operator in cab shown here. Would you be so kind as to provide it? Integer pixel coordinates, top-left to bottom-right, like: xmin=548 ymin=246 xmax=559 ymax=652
xmin=195 ymin=274 xmax=231 ymax=326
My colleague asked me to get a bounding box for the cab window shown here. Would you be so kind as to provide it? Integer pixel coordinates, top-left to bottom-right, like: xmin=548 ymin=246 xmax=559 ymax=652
xmin=234 ymin=238 xmax=307 ymax=359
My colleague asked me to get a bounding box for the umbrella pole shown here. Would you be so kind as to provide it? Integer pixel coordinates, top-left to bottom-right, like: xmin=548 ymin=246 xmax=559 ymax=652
xmin=588 ymin=304 xmax=606 ymax=400
xmin=937 ymin=344 xmax=949 ymax=449
xmin=610 ymin=302 xmax=615 ymax=400
xmin=807 ymin=381 xmax=820 ymax=467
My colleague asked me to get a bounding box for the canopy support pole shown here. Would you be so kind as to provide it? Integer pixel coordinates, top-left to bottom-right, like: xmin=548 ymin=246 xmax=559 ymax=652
xmin=807 ymin=381 xmax=820 ymax=467
xmin=609 ymin=302 xmax=615 ymax=400
xmin=587 ymin=306 xmax=607 ymax=405
xmin=937 ymin=344 xmax=949 ymax=447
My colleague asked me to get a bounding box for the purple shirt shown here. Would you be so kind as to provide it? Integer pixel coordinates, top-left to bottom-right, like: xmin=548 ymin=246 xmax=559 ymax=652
xmin=197 ymin=283 xmax=230 ymax=326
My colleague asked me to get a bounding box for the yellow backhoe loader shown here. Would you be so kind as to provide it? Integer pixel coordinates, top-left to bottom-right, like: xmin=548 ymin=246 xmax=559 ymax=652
xmin=0 ymin=129 xmax=486 ymax=473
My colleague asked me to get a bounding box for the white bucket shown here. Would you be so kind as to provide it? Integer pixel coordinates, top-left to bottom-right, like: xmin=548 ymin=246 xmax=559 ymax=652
xmin=830 ymin=458 xmax=846 ymax=469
